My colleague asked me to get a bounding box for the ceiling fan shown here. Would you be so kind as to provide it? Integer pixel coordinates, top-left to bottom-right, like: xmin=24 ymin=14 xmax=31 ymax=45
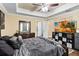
xmin=32 ymin=3 xmax=59 ymax=12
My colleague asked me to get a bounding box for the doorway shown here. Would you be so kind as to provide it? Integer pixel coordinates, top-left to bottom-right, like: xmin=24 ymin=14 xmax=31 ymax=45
xmin=37 ymin=21 xmax=48 ymax=38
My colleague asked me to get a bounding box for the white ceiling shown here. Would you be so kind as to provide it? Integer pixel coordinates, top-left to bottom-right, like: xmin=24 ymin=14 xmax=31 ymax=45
xmin=2 ymin=3 xmax=79 ymax=18
xmin=18 ymin=3 xmax=64 ymax=12
xmin=3 ymin=3 xmax=16 ymax=13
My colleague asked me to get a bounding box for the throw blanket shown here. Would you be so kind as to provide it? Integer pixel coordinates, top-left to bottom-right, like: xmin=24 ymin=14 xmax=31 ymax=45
xmin=14 ymin=38 xmax=65 ymax=56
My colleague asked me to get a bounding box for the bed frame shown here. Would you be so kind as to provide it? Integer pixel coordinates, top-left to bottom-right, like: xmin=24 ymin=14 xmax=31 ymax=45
xmin=62 ymin=44 xmax=68 ymax=56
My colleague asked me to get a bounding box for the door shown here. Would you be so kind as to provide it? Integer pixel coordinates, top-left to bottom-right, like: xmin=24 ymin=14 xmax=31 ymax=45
xmin=42 ymin=21 xmax=48 ymax=38
xmin=37 ymin=21 xmax=48 ymax=38
xmin=37 ymin=22 xmax=43 ymax=37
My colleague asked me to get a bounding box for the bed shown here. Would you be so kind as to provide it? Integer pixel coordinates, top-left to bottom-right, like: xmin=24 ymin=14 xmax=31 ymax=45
xmin=0 ymin=36 xmax=67 ymax=56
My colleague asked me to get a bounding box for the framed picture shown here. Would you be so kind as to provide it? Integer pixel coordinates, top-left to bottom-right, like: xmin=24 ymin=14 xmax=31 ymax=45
xmin=0 ymin=10 xmax=5 ymax=29
xmin=54 ymin=20 xmax=76 ymax=33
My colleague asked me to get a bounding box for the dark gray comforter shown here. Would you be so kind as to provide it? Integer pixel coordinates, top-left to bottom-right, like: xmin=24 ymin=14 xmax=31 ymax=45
xmin=14 ymin=37 xmax=65 ymax=56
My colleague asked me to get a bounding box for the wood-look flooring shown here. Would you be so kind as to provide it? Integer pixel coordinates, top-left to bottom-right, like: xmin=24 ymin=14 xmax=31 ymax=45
xmin=69 ymin=49 xmax=79 ymax=56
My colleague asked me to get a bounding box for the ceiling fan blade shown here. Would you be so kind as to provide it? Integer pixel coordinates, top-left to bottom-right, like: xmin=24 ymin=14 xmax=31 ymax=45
xmin=32 ymin=3 xmax=41 ymax=6
xmin=50 ymin=3 xmax=59 ymax=6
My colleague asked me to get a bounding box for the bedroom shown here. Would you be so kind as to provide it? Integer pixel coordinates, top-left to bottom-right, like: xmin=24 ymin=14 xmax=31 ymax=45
xmin=0 ymin=3 xmax=79 ymax=56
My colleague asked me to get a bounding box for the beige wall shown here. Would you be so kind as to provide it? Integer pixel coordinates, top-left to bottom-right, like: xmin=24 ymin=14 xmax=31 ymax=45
xmin=2 ymin=10 xmax=79 ymax=38
xmin=1 ymin=14 xmax=44 ymax=36
xmin=47 ymin=20 xmax=54 ymax=37
xmin=1 ymin=14 xmax=18 ymax=36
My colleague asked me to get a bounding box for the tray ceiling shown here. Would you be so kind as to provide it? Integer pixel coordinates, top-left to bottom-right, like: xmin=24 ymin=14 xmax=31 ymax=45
xmin=2 ymin=3 xmax=79 ymax=18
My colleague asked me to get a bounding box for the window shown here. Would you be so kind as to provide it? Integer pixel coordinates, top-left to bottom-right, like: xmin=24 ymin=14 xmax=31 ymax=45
xmin=19 ymin=21 xmax=31 ymax=33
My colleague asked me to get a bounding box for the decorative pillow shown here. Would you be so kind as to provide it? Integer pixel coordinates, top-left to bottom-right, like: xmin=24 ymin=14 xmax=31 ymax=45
xmin=9 ymin=36 xmax=17 ymax=43
xmin=8 ymin=36 xmax=21 ymax=49
xmin=1 ymin=36 xmax=11 ymax=41
xmin=0 ymin=40 xmax=14 ymax=56
xmin=17 ymin=35 xmax=23 ymax=45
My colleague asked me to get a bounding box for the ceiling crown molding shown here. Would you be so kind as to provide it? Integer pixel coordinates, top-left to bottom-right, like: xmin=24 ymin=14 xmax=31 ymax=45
xmin=17 ymin=3 xmax=79 ymax=18
xmin=2 ymin=3 xmax=79 ymax=18
xmin=0 ymin=3 xmax=8 ymax=14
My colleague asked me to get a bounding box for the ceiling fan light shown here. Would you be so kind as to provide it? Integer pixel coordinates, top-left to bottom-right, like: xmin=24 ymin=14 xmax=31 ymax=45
xmin=41 ymin=6 xmax=48 ymax=12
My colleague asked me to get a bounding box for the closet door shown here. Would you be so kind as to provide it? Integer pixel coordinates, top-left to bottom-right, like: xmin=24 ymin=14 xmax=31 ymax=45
xmin=42 ymin=21 xmax=48 ymax=38
xmin=37 ymin=22 xmax=43 ymax=37
xmin=37 ymin=21 xmax=48 ymax=38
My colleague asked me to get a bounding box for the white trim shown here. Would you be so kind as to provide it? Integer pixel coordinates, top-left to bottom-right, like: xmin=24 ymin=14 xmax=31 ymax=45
xmin=48 ymin=3 xmax=79 ymax=17
xmin=7 ymin=12 xmax=46 ymax=21
xmin=7 ymin=12 xmax=17 ymax=16
xmin=49 ymin=6 xmax=79 ymax=19
xmin=17 ymin=8 xmax=48 ymax=17
xmin=0 ymin=3 xmax=8 ymax=14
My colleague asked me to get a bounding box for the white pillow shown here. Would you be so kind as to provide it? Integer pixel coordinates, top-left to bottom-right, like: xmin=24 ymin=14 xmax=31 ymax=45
xmin=18 ymin=35 xmax=23 ymax=43
xmin=10 ymin=36 xmax=17 ymax=42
